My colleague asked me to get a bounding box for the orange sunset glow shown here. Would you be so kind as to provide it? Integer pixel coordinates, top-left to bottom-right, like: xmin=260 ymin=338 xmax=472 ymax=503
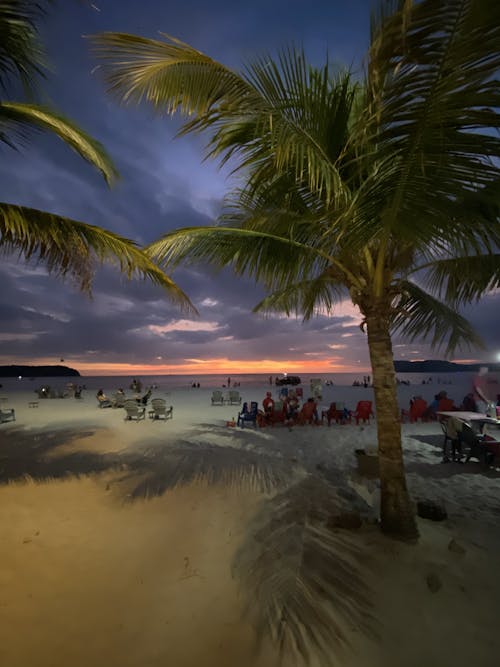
xmin=20 ymin=356 xmax=369 ymax=376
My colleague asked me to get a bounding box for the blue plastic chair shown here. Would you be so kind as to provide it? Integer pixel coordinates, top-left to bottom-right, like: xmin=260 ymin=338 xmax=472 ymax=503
xmin=237 ymin=401 xmax=258 ymax=428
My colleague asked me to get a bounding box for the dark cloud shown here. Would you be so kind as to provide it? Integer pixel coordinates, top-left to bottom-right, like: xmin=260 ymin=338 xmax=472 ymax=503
xmin=1 ymin=1 xmax=498 ymax=372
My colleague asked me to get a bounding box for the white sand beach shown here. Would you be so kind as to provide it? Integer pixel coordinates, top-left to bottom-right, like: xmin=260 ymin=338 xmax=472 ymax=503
xmin=1 ymin=380 xmax=500 ymax=667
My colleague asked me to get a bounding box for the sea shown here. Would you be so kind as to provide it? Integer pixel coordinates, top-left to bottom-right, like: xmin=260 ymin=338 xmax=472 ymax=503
xmin=0 ymin=371 xmax=477 ymax=395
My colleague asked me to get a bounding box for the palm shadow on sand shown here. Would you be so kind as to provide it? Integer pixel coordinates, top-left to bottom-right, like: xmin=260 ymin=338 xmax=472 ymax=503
xmin=1 ymin=423 xmax=377 ymax=665
xmin=408 ymin=433 xmax=500 ymax=478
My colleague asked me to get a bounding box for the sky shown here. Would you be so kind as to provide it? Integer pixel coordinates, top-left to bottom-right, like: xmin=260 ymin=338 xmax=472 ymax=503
xmin=0 ymin=0 xmax=499 ymax=377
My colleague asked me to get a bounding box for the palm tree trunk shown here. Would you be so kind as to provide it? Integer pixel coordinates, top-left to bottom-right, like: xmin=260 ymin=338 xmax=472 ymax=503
xmin=365 ymin=313 xmax=419 ymax=541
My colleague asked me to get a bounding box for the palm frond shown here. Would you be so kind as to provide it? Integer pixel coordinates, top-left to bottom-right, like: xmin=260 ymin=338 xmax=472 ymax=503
xmin=0 ymin=102 xmax=118 ymax=184
xmin=147 ymin=225 xmax=337 ymax=294
xmin=0 ymin=203 xmax=195 ymax=308
xmin=417 ymin=253 xmax=500 ymax=306
xmin=391 ymin=279 xmax=484 ymax=355
xmin=234 ymin=52 xmax=357 ymax=204
xmin=90 ymin=31 xmax=253 ymax=113
xmin=253 ymin=274 xmax=345 ymax=320
xmin=232 ymin=476 xmax=375 ymax=665
xmin=180 ymin=54 xmax=358 ymax=208
xmin=355 ymin=0 xmax=500 ymax=245
xmin=0 ymin=0 xmax=51 ymax=95
xmin=91 ymin=34 xmax=360 ymax=205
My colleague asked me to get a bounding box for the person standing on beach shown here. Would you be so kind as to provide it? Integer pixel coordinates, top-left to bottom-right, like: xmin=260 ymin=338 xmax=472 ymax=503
xmin=227 ymin=376 xmax=231 ymax=387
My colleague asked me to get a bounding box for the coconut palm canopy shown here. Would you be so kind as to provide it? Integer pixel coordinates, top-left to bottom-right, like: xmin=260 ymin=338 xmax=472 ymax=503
xmin=0 ymin=0 xmax=193 ymax=308
xmin=91 ymin=0 xmax=500 ymax=354
xmin=92 ymin=0 xmax=500 ymax=538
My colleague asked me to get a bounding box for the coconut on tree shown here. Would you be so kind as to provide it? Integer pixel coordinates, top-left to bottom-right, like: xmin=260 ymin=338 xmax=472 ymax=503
xmin=92 ymin=0 xmax=500 ymax=540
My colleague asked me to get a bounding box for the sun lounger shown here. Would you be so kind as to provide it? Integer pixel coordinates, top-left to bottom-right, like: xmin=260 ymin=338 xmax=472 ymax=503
xmin=227 ymin=390 xmax=242 ymax=405
xmin=211 ymin=390 xmax=224 ymax=405
xmin=112 ymin=392 xmax=126 ymax=408
xmin=148 ymin=398 xmax=173 ymax=420
xmin=97 ymin=395 xmax=113 ymax=408
xmin=0 ymin=407 xmax=15 ymax=424
xmin=123 ymin=399 xmax=145 ymax=421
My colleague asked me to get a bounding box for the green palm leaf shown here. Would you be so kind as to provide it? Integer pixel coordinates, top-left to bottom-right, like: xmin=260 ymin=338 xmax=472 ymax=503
xmin=253 ymin=275 xmax=345 ymax=320
xmin=90 ymin=31 xmax=253 ymax=112
xmin=0 ymin=0 xmax=50 ymax=94
xmin=357 ymin=0 xmax=500 ymax=244
xmin=419 ymin=254 xmax=500 ymax=306
xmin=92 ymin=34 xmax=360 ymax=204
xmin=0 ymin=102 xmax=118 ymax=184
xmin=0 ymin=203 xmax=196 ymax=309
xmin=148 ymin=225 xmax=334 ymax=291
xmin=391 ymin=279 xmax=484 ymax=355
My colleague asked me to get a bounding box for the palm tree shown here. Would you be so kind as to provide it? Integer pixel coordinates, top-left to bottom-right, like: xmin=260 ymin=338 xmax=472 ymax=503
xmin=92 ymin=0 xmax=500 ymax=540
xmin=0 ymin=0 xmax=192 ymax=307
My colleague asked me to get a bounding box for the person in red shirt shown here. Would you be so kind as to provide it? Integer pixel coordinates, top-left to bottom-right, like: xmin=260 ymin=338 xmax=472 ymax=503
xmin=299 ymin=397 xmax=320 ymax=425
xmin=263 ymin=391 xmax=275 ymax=414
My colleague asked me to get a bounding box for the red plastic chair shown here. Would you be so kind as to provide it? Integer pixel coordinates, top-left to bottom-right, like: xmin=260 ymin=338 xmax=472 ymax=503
xmin=269 ymin=400 xmax=286 ymax=426
xmin=437 ymin=398 xmax=455 ymax=412
xmin=321 ymin=402 xmax=346 ymax=426
xmin=353 ymin=400 xmax=374 ymax=425
xmin=409 ymin=398 xmax=428 ymax=423
xmin=298 ymin=400 xmax=320 ymax=425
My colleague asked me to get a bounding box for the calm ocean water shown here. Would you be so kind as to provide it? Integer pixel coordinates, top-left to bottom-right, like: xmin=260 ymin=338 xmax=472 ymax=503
xmin=0 ymin=371 xmax=477 ymax=395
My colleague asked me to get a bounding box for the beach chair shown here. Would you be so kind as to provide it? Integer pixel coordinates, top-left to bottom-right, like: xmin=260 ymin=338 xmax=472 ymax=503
xmin=321 ymin=402 xmax=346 ymax=426
xmin=353 ymin=400 xmax=374 ymax=425
xmin=149 ymin=398 xmax=173 ymax=421
xmin=227 ymin=390 xmax=242 ymax=405
xmin=123 ymin=399 xmax=146 ymax=421
xmin=237 ymin=401 xmax=258 ymax=428
xmin=0 ymin=407 xmax=15 ymax=424
xmin=460 ymin=423 xmax=495 ymax=466
xmin=211 ymin=390 xmax=224 ymax=406
xmin=298 ymin=399 xmax=319 ymax=425
xmin=437 ymin=398 xmax=456 ymax=412
xmin=97 ymin=394 xmax=113 ymax=408
xmin=269 ymin=400 xmax=287 ymax=425
xmin=440 ymin=417 xmax=462 ymax=462
xmin=407 ymin=398 xmax=428 ymax=423
xmin=112 ymin=392 xmax=126 ymax=408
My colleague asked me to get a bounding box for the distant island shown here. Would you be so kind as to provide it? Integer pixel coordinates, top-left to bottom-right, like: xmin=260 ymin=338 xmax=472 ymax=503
xmin=394 ymin=360 xmax=499 ymax=373
xmin=0 ymin=365 xmax=80 ymax=378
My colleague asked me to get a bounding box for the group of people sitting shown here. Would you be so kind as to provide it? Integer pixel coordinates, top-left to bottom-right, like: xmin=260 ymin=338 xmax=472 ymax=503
xmin=259 ymin=391 xmax=320 ymax=426
xmin=96 ymin=387 xmax=152 ymax=408
xmin=406 ymin=390 xmax=500 ymax=422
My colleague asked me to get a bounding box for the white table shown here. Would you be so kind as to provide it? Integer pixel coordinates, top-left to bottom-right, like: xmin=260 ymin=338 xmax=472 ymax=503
xmin=437 ymin=411 xmax=500 ymax=439
xmin=437 ymin=411 xmax=500 ymax=425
